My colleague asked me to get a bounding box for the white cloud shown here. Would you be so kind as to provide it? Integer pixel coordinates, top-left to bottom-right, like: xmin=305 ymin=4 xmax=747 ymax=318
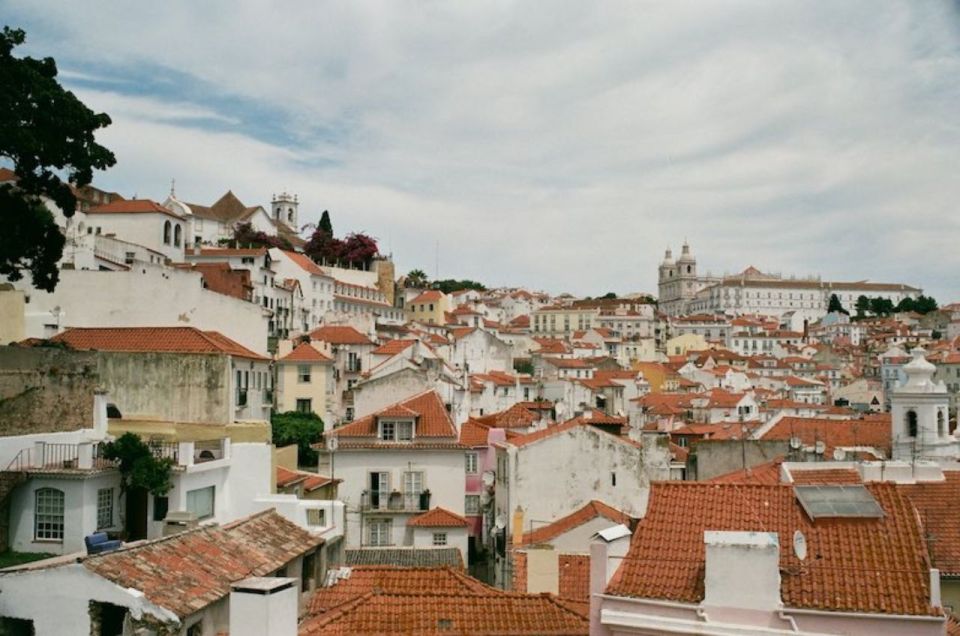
xmin=6 ymin=0 xmax=960 ymax=298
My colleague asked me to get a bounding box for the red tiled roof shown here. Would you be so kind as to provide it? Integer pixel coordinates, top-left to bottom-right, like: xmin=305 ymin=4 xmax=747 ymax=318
xmin=49 ymin=326 xmax=267 ymax=360
xmin=276 ymin=466 xmax=338 ymax=491
xmin=408 ymin=507 xmax=469 ymax=528
xmin=606 ymin=482 xmax=937 ymax=616
xmin=473 ymin=403 xmax=542 ymax=429
xmin=88 ymin=198 xmax=184 ymax=220
xmin=760 ymin=416 xmax=892 ymax=457
xmin=409 ymin=289 xmax=444 ymax=304
xmin=789 ymin=468 xmax=862 ymax=485
xmin=518 ymin=501 xmax=631 ymax=547
xmin=281 ymin=250 xmax=326 ymax=276
xmin=900 ymin=471 xmax=960 ymax=576
xmin=83 ymin=510 xmax=321 ymax=618
xmin=307 ymin=566 xmax=497 ymax=614
xmin=307 ymin=325 xmax=375 ymax=346
xmin=708 ymin=458 xmax=785 ymax=485
xmin=533 ymin=338 xmax=569 ymax=354
xmin=327 ymin=391 xmax=460 ymax=446
xmin=460 ymin=419 xmax=492 ymax=447
xmin=513 ymin=552 xmax=592 ymax=607
xmin=279 ymin=342 xmax=332 ymax=363
xmin=371 ymin=339 xmax=416 ymax=355
xmin=299 ymin=591 xmax=588 ymax=635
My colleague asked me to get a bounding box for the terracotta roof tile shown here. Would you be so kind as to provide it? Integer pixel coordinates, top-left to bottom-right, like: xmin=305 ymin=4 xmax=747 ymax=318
xmin=407 ymin=507 xmax=469 ymax=528
xmin=789 ymin=468 xmax=862 ymax=485
xmin=900 ymin=472 xmax=960 ymax=576
xmin=708 ymin=458 xmax=785 ymax=485
xmin=281 ymin=250 xmax=326 ymax=276
xmin=473 ymin=403 xmax=543 ymax=429
xmin=460 ymin=419 xmax=493 ymax=447
xmin=345 ymin=548 xmax=463 ymax=569
xmin=517 ymin=501 xmax=631 ymax=547
xmin=371 ymin=339 xmax=416 ymax=355
xmin=308 ymin=566 xmax=497 ymax=614
xmin=299 ymin=591 xmax=588 ymax=635
xmin=83 ymin=510 xmax=321 ymax=619
xmin=279 ymin=342 xmax=332 ymax=363
xmin=50 ymin=326 xmax=267 ymax=360
xmin=409 ymin=289 xmax=444 ymax=304
xmin=760 ymin=416 xmax=892 ymax=458
xmin=307 ymin=325 xmax=375 ymax=346
xmin=89 ymin=198 xmax=184 ymax=220
xmin=606 ymin=482 xmax=937 ymax=616
xmin=326 ymin=391 xmax=460 ymax=447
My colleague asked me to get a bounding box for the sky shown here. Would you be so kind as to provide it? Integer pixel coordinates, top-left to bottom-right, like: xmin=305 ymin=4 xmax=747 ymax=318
xmin=4 ymin=1 xmax=960 ymax=299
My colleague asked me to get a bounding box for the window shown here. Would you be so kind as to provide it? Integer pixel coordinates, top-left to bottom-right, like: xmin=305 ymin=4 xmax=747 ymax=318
xmin=938 ymin=411 xmax=946 ymax=437
xmin=296 ymin=399 xmax=313 ymax=414
xmin=432 ymin=532 xmax=448 ymax=546
xmin=465 ymin=452 xmax=479 ymax=474
xmin=174 ymin=224 xmax=182 ymax=247
xmin=465 ymin=495 xmax=480 ymax=515
xmin=153 ymin=495 xmax=169 ymax=521
xmin=368 ymin=518 xmax=392 ymax=546
xmin=97 ymin=488 xmax=114 ymax=530
xmin=906 ymin=410 xmax=918 ymax=438
xmin=298 ymin=365 xmax=311 ymax=383
xmin=163 ymin=220 xmax=171 ymax=245
xmin=403 ymin=471 xmax=424 ymax=503
xmin=306 ymin=508 xmax=325 ymax=526
xmin=34 ymin=488 xmax=64 ymax=540
xmin=611 ymin=472 xmax=617 ymax=487
xmin=186 ymin=486 xmax=215 ymax=520
xmin=380 ymin=420 xmax=414 ymax=441
xmin=302 ymin=551 xmax=316 ymax=592
xmin=380 ymin=420 xmax=395 ymax=441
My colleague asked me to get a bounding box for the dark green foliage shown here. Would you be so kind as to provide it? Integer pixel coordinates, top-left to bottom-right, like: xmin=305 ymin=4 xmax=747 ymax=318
xmin=231 ymin=221 xmax=292 ymax=250
xmin=101 ymin=433 xmax=173 ymax=496
xmin=897 ymin=295 xmax=938 ymax=315
xmin=869 ymin=297 xmax=896 ymax=316
xmin=432 ymin=279 xmax=487 ymax=293
xmin=272 ymin=411 xmax=324 ymax=467
xmin=318 ymin=210 xmax=333 ymax=235
xmin=0 ymin=27 xmax=115 ymax=291
xmin=601 ymin=292 xmax=618 ymax=299
xmin=827 ymin=294 xmax=848 ymax=315
xmin=855 ymin=295 xmax=871 ymax=318
xmin=513 ymin=359 xmax=535 ymax=375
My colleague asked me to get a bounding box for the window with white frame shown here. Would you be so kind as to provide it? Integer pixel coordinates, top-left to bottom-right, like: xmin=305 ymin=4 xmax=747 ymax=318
xmin=298 ymin=365 xmax=311 ymax=383
xmin=368 ymin=518 xmax=392 ymax=546
xmin=465 ymin=452 xmax=478 ymax=474
xmin=186 ymin=486 xmax=215 ymax=520
xmin=97 ymin=487 xmax=114 ymax=530
xmin=34 ymin=488 xmax=64 ymax=540
xmin=432 ymin=532 xmax=448 ymax=546
xmin=380 ymin=419 xmax=414 ymax=441
xmin=465 ymin=495 xmax=480 ymax=515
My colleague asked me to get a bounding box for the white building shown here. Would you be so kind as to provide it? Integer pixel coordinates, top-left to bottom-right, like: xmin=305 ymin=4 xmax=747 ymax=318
xmin=321 ymin=390 xmax=470 ymax=563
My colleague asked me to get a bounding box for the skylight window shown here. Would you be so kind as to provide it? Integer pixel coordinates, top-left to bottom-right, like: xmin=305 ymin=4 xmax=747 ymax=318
xmin=794 ymin=485 xmax=884 ymax=519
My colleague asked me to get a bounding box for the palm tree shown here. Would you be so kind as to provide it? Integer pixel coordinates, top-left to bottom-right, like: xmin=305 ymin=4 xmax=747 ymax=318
xmin=406 ymin=269 xmax=429 ymax=288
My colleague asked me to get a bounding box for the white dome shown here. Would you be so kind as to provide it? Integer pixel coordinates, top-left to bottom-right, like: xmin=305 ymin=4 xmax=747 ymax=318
xmin=898 ymin=347 xmax=944 ymax=394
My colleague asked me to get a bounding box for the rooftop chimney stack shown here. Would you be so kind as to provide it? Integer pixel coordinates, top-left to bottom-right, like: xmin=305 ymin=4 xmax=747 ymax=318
xmin=703 ymin=531 xmax=781 ymax=611
xmin=229 ymin=577 xmax=298 ymax=636
xmin=93 ymin=389 xmax=109 ymax=437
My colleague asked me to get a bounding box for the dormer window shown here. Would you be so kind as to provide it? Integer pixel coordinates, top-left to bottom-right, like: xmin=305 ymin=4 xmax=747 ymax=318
xmin=379 ymin=419 xmax=414 ymax=441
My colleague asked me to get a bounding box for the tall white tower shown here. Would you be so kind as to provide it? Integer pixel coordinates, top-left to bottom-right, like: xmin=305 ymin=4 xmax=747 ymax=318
xmin=271 ymin=192 xmax=299 ymax=228
xmin=890 ymin=347 xmax=956 ymax=462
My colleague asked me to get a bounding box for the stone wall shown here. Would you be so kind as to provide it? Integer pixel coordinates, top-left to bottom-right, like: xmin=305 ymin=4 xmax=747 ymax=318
xmin=0 ymin=346 xmax=99 ymax=436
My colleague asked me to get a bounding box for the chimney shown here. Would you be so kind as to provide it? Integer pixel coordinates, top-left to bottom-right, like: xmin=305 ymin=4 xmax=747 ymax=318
xmin=525 ymin=546 xmax=559 ymax=594
xmin=703 ymin=531 xmax=780 ymax=611
xmin=93 ymin=389 xmax=109 ymax=437
xmin=512 ymin=506 xmax=525 ymax=547
xmin=229 ymin=577 xmax=297 ymax=636
xmin=589 ymin=524 xmax=632 ymax=636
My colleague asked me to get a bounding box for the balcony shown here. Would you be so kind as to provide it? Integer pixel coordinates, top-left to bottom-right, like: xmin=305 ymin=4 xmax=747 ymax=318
xmin=6 ymin=442 xmax=117 ymax=473
xmin=361 ymin=490 xmax=431 ymax=513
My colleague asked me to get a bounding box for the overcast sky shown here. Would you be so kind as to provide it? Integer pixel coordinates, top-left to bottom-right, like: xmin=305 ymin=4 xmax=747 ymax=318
xmin=5 ymin=1 xmax=960 ymax=299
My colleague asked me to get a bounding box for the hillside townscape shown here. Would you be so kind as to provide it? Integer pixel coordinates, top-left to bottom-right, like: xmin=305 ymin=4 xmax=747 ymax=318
xmin=2 ymin=4 xmax=960 ymax=636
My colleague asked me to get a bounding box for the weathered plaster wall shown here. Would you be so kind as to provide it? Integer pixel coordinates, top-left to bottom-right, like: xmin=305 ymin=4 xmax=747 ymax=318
xmin=689 ymin=439 xmax=790 ymax=481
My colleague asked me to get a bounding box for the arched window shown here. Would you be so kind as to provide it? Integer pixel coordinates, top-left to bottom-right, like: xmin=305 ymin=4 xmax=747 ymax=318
xmin=174 ymin=224 xmax=182 ymax=247
xmin=35 ymin=487 xmax=64 ymax=540
xmin=686 ymin=265 xmax=691 ymax=273
xmin=906 ymin=410 xmax=918 ymax=438
xmin=163 ymin=220 xmax=171 ymax=245
xmin=938 ymin=411 xmax=945 ymax=437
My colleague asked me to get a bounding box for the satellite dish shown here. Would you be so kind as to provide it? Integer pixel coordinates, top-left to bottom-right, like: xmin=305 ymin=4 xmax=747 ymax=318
xmin=789 ymin=436 xmax=802 ymax=450
xmin=832 ymin=448 xmax=846 ymax=461
xmin=815 ymin=440 xmax=826 ymax=455
xmin=481 ymin=471 xmax=495 ymax=488
xmin=793 ymin=530 xmax=807 ymax=561
xmin=326 ymin=436 xmax=339 ymax=452
xmin=495 ymin=515 xmax=506 ymax=530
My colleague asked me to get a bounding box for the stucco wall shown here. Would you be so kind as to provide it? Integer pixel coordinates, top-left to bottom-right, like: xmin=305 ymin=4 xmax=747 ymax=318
xmin=18 ymin=264 xmax=268 ymax=355
xmin=690 ymin=439 xmax=790 ymax=481
xmin=0 ymin=288 xmax=25 ymax=345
